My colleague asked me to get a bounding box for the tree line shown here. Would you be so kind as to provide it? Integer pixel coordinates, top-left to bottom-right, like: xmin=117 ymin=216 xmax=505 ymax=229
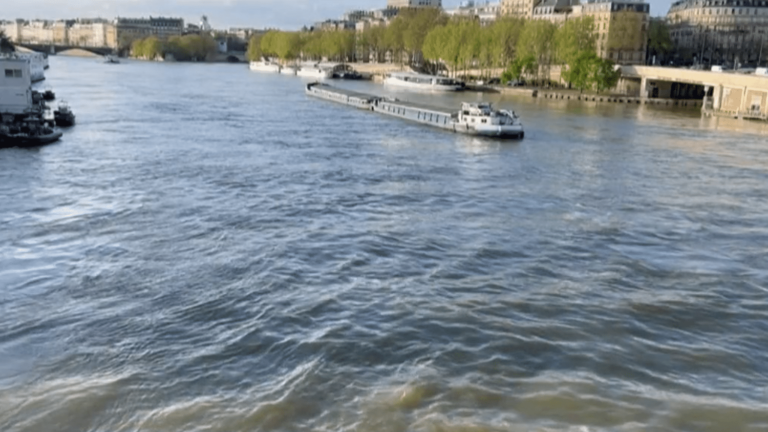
xmin=248 ymin=29 xmax=356 ymax=63
xmin=131 ymin=34 xmax=217 ymax=62
xmin=245 ymin=8 xmax=658 ymax=92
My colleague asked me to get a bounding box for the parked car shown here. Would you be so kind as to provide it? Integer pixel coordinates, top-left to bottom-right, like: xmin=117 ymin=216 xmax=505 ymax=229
xmin=506 ymin=79 xmax=525 ymax=87
xmin=711 ymin=65 xmax=724 ymax=73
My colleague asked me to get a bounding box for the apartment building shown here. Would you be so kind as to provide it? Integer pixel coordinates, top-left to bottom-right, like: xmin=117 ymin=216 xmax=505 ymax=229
xmin=667 ymin=0 xmax=768 ymax=66
xmin=501 ymin=0 xmax=541 ymax=17
xmin=523 ymin=0 xmax=650 ymax=64
xmin=387 ymin=0 xmax=443 ymax=8
xmin=447 ymin=1 xmax=502 ymax=24
xmin=1 ymin=16 xmax=183 ymax=50
xmin=114 ymin=17 xmax=184 ymax=47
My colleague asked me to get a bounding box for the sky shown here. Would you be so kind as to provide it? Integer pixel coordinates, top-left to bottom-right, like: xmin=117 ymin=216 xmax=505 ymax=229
xmin=3 ymin=0 xmax=672 ymax=30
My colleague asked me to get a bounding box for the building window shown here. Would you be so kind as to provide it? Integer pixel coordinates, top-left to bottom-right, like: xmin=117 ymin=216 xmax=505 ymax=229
xmin=4 ymin=69 xmax=13 ymax=78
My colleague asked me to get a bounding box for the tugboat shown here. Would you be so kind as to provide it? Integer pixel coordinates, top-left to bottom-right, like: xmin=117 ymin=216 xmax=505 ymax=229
xmin=42 ymin=88 xmax=56 ymax=101
xmin=0 ymin=115 xmax=63 ymax=149
xmin=54 ymin=101 xmax=76 ymax=127
xmin=331 ymin=64 xmax=363 ymax=80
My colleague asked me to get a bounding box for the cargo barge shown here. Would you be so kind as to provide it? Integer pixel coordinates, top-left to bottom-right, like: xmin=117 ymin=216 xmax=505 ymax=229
xmin=306 ymin=82 xmax=524 ymax=139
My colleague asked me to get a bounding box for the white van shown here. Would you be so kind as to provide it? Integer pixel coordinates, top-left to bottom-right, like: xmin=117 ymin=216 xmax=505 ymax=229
xmin=711 ymin=65 xmax=724 ymax=73
xmin=756 ymin=67 xmax=768 ymax=76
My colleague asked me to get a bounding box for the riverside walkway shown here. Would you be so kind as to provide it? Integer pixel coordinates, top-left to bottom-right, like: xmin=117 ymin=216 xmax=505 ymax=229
xmin=621 ymin=66 xmax=768 ymax=120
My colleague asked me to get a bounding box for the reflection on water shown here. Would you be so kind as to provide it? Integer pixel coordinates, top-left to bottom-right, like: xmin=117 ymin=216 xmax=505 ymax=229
xmin=1 ymin=57 xmax=767 ymax=432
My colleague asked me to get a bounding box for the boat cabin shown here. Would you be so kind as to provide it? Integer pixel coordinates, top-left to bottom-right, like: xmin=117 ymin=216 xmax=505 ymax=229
xmin=458 ymin=102 xmax=517 ymax=126
xmin=0 ymin=57 xmax=33 ymax=116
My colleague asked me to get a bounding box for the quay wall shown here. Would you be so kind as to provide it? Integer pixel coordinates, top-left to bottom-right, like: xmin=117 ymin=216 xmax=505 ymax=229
xmin=537 ymin=91 xmax=704 ymax=108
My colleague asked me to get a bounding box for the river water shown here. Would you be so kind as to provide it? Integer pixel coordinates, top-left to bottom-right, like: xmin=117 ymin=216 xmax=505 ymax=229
xmin=1 ymin=56 xmax=767 ymax=432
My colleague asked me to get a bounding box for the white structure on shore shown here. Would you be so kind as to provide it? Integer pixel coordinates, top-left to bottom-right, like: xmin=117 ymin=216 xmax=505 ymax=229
xmin=387 ymin=0 xmax=442 ymax=7
xmin=446 ymin=1 xmax=502 ymax=24
xmin=0 ymin=57 xmax=33 ymax=115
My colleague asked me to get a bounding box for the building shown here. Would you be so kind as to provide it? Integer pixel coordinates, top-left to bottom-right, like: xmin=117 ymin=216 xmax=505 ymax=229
xmin=447 ymin=1 xmax=502 ymax=24
xmin=667 ymin=0 xmax=768 ymax=67
xmin=502 ymin=0 xmax=540 ymax=17
xmin=68 ymin=19 xmax=116 ymax=48
xmin=314 ymin=20 xmax=356 ymax=31
xmin=516 ymin=0 xmax=650 ymax=65
xmin=579 ymin=0 xmax=650 ymax=64
xmin=114 ymin=17 xmax=184 ymax=48
xmin=387 ymin=0 xmax=443 ymax=8
xmin=343 ymin=10 xmax=376 ymax=22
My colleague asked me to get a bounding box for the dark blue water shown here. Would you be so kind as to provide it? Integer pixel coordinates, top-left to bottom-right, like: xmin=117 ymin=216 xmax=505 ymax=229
xmin=1 ymin=56 xmax=767 ymax=432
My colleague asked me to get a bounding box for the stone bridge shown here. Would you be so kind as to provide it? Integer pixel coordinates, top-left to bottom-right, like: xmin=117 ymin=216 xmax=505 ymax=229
xmin=16 ymin=43 xmax=115 ymax=56
xmin=620 ymin=66 xmax=768 ymax=119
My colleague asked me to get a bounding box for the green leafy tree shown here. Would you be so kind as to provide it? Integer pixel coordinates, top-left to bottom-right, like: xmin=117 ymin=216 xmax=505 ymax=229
xmin=502 ymin=54 xmax=536 ymax=83
xmin=568 ymin=51 xmax=599 ymax=92
xmin=516 ymin=19 xmax=556 ymax=81
xmin=384 ymin=16 xmax=407 ymax=65
xmin=260 ymin=31 xmax=279 ymax=59
xmin=647 ymin=19 xmax=673 ymax=65
xmin=608 ymin=10 xmax=645 ymax=63
xmin=247 ymin=34 xmax=263 ymax=61
xmin=402 ymin=8 xmax=447 ymax=65
xmin=554 ymin=16 xmax=596 ymax=66
xmin=273 ymin=31 xmax=301 ymax=61
xmin=592 ymin=58 xmax=620 ymax=92
xmin=492 ymin=17 xmax=526 ymax=69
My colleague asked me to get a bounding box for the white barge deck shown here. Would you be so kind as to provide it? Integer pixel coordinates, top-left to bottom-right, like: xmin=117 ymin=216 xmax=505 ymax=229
xmin=305 ymin=83 xmax=524 ymax=139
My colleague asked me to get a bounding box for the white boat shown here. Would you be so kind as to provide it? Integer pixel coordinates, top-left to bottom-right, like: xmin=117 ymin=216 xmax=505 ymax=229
xmin=10 ymin=52 xmax=46 ymax=82
xmin=383 ymin=72 xmax=463 ymax=92
xmin=249 ymin=59 xmax=281 ymax=73
xmin=296 ymin=64 xmax=332 ymax=79
xmin=280 ymin=66 xmax=297 ymax=76
xmin=454 ymin=102 xmax=524 ymax=138
xmin=104 ymin=55 xmax=120 ymax=64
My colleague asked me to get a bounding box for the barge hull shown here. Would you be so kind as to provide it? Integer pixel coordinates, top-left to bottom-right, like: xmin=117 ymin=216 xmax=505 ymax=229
xmin=305 ymin=83 xmax=524 ymax=139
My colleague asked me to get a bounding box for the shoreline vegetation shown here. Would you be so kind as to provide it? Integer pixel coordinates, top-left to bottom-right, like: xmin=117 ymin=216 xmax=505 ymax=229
xmin=244 ymin=8 xmax=656 ymax=93
xmin=130 ymin=34 xmax=217 ymax=62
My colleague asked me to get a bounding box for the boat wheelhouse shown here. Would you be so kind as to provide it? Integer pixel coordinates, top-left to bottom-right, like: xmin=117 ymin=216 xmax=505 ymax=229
xmin=454 ymin=102 xmax=523 ymax=138
xmin=383 ymin=72 xmax=463 ymax=92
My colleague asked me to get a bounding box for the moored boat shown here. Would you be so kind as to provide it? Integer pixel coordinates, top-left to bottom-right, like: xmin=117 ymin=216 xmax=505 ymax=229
xmin=383 ymin=72 xmax=463 ymax=92
xmin=297 ymin=64 xmax=332 ymax=79
xmin=331 ymin=64 xmax=363 ymax=80
xmin=42 ymin=88 xmax=55 ymax=101
xmin=0 ymin=116 xmax=63 ymax=148
xmin=249 ymin=59 xmax=281 ymax=73
xmin=54 ymin=101 xmax=76 ymax=127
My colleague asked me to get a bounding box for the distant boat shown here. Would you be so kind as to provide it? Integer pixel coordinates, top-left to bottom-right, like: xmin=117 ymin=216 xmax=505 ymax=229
xmin=249 ymin=59 xmax=281 ymax=73
xmin=54 ymin=101 xmax=76 ymax=127
xmin=331 ymin=64 xmax=363 ymax=80
xmin=104 ymin=55 xmax=120 ymax=64
xmin=297 ymin=64 xmax=332 ymax=79
xmin=384 ymin=72 xmax=463 ymax=92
